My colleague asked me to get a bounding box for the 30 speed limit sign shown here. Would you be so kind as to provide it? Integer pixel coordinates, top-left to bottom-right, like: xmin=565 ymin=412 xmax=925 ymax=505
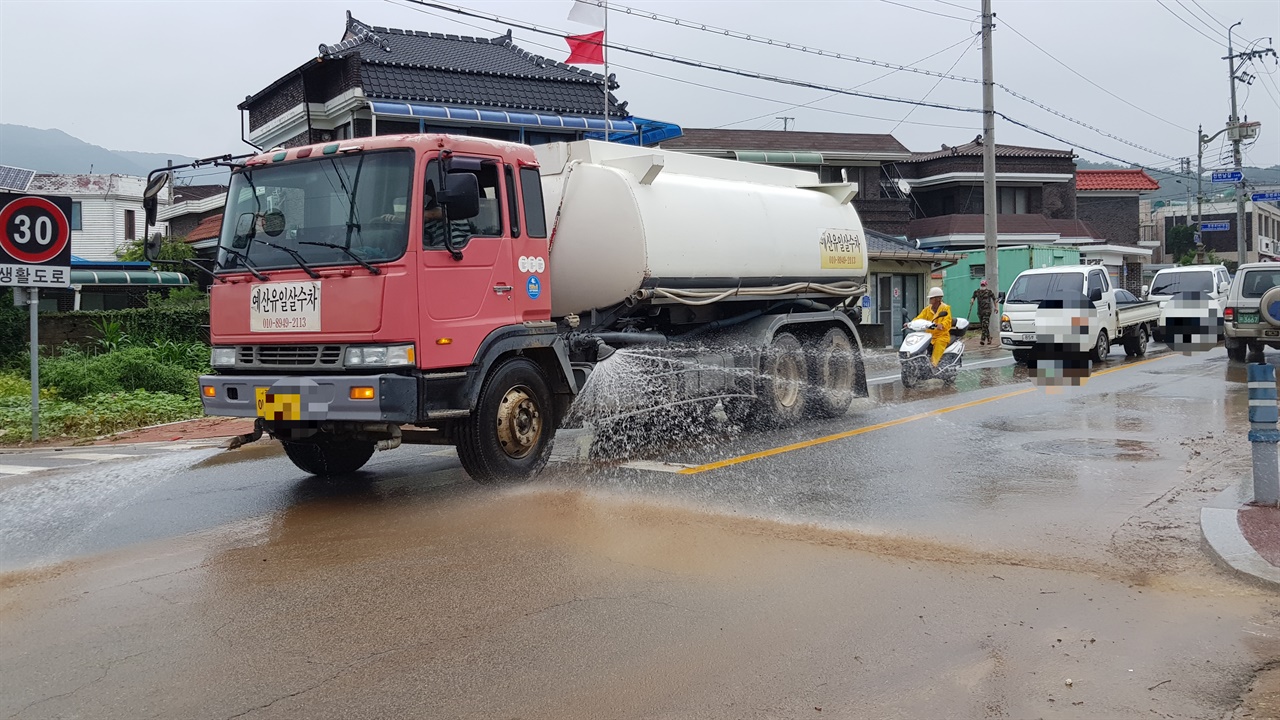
xmin=0 ymin=193 xmax=72 ymax=288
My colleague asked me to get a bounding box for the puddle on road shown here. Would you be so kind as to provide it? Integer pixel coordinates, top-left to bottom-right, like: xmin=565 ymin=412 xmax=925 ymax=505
xmin=1021 ymin=438 xmax=1156 ymax=462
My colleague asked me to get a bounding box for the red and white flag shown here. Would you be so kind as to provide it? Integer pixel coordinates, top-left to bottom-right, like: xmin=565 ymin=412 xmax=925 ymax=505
xmin=565 ymin=0 xmax=605 ymax=65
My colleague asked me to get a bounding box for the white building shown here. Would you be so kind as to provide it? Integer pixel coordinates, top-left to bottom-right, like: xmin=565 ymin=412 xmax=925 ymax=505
xmin=1144 ymin=198 xmax=1280 ymax=264
xmin=25 ymin=174 xmax=170 ymax=261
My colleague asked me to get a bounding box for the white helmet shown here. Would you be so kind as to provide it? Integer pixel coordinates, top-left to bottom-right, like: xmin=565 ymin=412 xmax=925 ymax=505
xmin=928 ymin=287 xmax=944 ymax=299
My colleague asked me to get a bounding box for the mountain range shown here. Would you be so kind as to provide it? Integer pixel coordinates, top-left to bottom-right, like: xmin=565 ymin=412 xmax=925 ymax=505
xmin=0 ymin=124 xmax=199 ymax=179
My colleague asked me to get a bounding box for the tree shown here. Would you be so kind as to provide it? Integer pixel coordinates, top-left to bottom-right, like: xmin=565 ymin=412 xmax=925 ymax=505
xmin=116 ymin=234 xmax=196 ymax=264
xmin=1166 ymin=224 xmax=1196 ymax=260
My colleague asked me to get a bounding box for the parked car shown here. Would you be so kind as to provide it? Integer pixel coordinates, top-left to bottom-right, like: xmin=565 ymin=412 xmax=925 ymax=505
xmin=1000 ymin=266 xmax=1160 ymax=364
xmin=1224 ymin=262 xmax=1280 ymax=361
xmin=1145 ymin=265 xmax=1230 ymax=342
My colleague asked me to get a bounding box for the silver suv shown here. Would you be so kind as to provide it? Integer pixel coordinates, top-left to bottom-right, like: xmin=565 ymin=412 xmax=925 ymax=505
xmin=1224 ymin=262 xmax=1280 ymax=361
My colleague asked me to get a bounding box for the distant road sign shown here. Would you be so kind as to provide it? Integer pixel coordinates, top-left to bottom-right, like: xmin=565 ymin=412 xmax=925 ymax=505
xmin=1253 ymin=191 xmax=1280 ymax=202
xmin=0 ymin=193 xmax=73 ymax=288
xmin=1201 ymin=221 xmax=1232 ymax=232
xmin=1212 ymin=170 xmax=1244 ymax=183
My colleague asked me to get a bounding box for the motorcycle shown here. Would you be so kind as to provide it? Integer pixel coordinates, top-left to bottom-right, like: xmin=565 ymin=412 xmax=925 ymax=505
xmin=899 ymin=317 xmax=969 ymax=387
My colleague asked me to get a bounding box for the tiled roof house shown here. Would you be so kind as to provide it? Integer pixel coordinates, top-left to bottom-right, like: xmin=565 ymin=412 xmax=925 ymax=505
xmin=239 ymin=11 xmax=680 ymax=150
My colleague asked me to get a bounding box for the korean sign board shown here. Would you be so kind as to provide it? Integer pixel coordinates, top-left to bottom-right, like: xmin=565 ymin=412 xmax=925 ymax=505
xmin=1211 ymin=170 xmax=1244 ymax=184
xmin=0 ymin=193 xmax=73 ymax=288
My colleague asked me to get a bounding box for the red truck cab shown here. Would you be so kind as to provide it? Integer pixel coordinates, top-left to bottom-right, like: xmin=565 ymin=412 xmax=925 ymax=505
xmin=186 ymin=134 xmax=570 ymax=481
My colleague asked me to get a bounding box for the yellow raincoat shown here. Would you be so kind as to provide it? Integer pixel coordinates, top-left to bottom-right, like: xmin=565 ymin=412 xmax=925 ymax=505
xmin=914 ymin=302 xmax=953 ymax=365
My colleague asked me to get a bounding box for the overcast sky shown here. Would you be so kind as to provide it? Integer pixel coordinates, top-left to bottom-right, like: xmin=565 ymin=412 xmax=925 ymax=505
xmin=1 ymin=0 xmax=1277 ymax=180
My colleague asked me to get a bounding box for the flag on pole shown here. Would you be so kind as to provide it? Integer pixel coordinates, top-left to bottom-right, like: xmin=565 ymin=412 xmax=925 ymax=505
xmin=564 ymin=31 xmax=605 ymax=65
xmin=567 ymin=0 xmax=605 ymax=28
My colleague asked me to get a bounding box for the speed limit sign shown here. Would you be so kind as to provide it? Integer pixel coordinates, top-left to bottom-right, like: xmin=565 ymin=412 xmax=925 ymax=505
xmin=0 ymin=193 xmax=72 ymax=288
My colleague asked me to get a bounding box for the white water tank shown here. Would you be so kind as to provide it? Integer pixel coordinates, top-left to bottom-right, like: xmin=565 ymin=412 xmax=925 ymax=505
xmin=533 ymin=141 xmax=869 ymax=317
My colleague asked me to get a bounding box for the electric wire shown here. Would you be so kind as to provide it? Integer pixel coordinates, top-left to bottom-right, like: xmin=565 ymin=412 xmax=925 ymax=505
xmin=875 ymin=0 xmax=974 ymax=23
xmin=1174 ymin=0 xmax=1230 ymax=42
xmin=890 ymin=35 xmax=979 ymax=135
xmin=392 ymin=0 xmax=1188 ymax=171
xmin=1155 ymin=0 xmax=1227 ymax=47
xmin=1189 ymin=0 xmax=1232 ymax=32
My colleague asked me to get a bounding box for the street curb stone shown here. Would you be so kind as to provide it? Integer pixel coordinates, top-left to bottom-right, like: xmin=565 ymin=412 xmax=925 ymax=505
xmin=1200 ymin=485 xmax=1280 ymax=588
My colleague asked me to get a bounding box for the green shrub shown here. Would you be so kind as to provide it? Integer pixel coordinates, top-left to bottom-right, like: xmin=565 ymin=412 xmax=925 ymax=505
xmin=147 ymin=286 xmax=209 ymax=310
xmin=41 ymin=347 xmax=198 ymax=400
xmin=0 ymin=373 xmax=31 ymax=399
xmin=0 ymin=390 xmax=202 ymax=441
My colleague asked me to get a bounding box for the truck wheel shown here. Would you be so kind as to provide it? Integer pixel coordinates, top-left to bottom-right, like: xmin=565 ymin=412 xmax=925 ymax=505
xmin=282 ymin=435 xmax=375 ymax=477
xmin=756 ymin=332 xmax=809 ymax=426
xmin=1123 ymin=325 xmax=1149 ymax=357
xmin=1012 ymin=350 xmax=1031 ymax=365
xmin=1092 ymin=330 xmax=1110 ymax=364
xmin=457 ymin=357 xmax=555 ymax=484
xmin=808 ymin=328 xmax=857 ymax=418
xmin=1226 ymin=337 xmax=1247 ymax=362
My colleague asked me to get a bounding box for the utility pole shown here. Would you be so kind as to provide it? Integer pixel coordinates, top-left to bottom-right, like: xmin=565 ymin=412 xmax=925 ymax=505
xmin=1228 ymin=22 xmax=1246 ymax=264
xmin=775 ymin=116 xmax=794 ymax=131
xmin=981 ymin=0 xmax=999 ymax=343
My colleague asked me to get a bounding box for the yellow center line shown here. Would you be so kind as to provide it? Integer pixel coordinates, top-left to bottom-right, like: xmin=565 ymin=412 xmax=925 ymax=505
xmin=678 ymin=352 xmax=1173 ymax=476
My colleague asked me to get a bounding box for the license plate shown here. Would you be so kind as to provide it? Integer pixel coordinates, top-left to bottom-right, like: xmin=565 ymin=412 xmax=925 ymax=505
xmin=1239 ymin=312 xmax=1260 ymax=324
xmin=250 ymin=281 xmax=321 ymax=333
xmin=1021 ymin=333 xmax=1036 ymax=341
xmin=255 ymin=387 xmax=301 ymax=421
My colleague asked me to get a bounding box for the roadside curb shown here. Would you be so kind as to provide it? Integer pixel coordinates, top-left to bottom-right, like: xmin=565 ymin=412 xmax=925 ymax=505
xmin=1200 ymin=486 xmax=1280 ymax=588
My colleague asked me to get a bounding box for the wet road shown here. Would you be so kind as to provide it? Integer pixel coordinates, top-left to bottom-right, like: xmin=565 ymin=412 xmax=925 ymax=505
xmin=2 ymin=347 xmax=1278 ymax=719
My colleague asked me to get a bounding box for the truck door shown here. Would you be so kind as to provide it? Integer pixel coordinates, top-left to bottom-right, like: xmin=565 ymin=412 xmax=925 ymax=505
xmin=419 ymin=155 xmax=516 ymax=368
xmin=506 ymin=164 xmax=552 ymax=323
xmin=1088 ymin=269 xmax=1114 ymax=331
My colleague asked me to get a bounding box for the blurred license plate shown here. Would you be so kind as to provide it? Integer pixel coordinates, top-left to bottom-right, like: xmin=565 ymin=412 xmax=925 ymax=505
xmin=1021 ymin=333 xmax=1036 ymax=341
xmin=1239 ymin=312 xmax=1260 ymax=324
xmin=255 ymin=388 xmax=301 ymax=420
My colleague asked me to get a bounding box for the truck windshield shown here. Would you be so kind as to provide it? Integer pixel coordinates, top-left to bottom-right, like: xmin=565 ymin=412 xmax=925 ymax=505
xmin=1005 ymin=273 xmax=1085 ymax=305
xmin=217 ymin=149 xmax=414 ymax=273
xmin=1150 ymin=272 xmax=1212 ymax=296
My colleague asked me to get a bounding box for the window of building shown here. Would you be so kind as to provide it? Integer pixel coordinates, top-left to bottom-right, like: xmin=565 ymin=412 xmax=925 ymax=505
xmin=998 ymin=187 xmax=1029 ymax=215
xmin=124 ymin=209 xmax=135 ymax=240
xmin=375 ymin=119 xmax=419 ymax=136
xmin=970 ymin=264 xmax=986 ymax=279
xmin=520 ymin=167 xmax=547 ymax=238
xmin=71 ymin=202 xmax=82 ymax=231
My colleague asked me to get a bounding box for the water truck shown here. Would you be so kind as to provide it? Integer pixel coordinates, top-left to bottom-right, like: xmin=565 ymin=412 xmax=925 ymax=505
xmin=143 ymin=137 xmax=870 ymax=482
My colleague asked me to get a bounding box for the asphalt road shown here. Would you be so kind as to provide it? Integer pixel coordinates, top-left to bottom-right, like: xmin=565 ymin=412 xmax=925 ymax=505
xmin=2 ymin=347 xmax=1278 ymax=719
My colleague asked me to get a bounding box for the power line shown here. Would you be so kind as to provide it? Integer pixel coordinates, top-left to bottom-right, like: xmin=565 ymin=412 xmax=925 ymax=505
xmin=890 ymin=35 xmax=979 ymax=134
xmin=1175 ymin=0 xmax=1229 ymax=41
xmin=1189 ymin=0 xmax=1232 ymax=32
xmin=586 ymin=0 xmax=1182 ymax=157
xmin=932 ymin=0 xmax=977 ymax=12
xmin=876 ymin=0 xmax=975 ymax=22
xmin=1155 ymin=0 xmax=1227 ymax=47
xmin=999 ymin=17 xmax=1194 ymax=133
xmin=387 ymin=0 xmax=981 ymax=131
xmin=713 ymin=34 xmax=979 ymax=130
xmin=397 ymin=0 xmax=1183 ymax=172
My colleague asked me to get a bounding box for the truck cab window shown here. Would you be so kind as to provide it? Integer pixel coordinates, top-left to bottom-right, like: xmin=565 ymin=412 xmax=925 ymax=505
xmin=1087 ymin=271 xmax=1105 ymax=299
xmin=520 ymin=167 xmax=547 ymax=238
xmin=422 ymin=159 xmax=503 ymax=250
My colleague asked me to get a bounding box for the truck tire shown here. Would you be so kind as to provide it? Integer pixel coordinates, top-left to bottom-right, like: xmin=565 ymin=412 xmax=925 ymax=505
xmin=1122 ymin=324 xmax=1149 ymax=357
xmin=1092 ymin=329 xmax=1110 ymax=364
xmin=457 ymin=357 xmax=555 ymax=484
xmin=1226 ymin=337 xmax=1247 ymax=362
xmin=1012 ymin=350 xmax=1031 ymax=365
xmin=756 ymin=332 xmax=809 ymax=426
xmin=808 ymin=328 xmax=857 ymax=418
xmin=282 ymin=435 xmax=375 ymax=477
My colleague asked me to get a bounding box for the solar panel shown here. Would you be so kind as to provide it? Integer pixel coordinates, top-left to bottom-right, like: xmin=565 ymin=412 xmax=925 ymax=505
xmin=0 ymin=164 xmax=35 ymax=193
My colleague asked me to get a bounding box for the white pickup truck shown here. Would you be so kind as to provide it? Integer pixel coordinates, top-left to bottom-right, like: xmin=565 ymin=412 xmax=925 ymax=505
xmin=999 ymin=265 xmax=1161 ymax=364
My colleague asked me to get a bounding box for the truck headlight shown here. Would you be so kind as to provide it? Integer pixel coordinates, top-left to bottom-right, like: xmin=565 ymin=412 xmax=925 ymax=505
xmin=211 ymin=347 xmax=236 ymax=368
xmin=344 ymin=343 xmax=416 ymax=367
xmin=1000 ymin=314 xmax=1012 ymax=332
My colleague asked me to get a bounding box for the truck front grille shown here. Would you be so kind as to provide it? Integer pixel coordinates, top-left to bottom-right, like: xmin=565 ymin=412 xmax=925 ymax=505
xmin=236 ymin=345 xmax=343 ymax=369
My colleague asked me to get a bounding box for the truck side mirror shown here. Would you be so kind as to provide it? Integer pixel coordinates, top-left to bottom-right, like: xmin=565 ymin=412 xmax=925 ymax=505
xmin=1141 ymin=284 xmax=1150 ymax=298
xmin=142 ymin=171 xmax=171 ymax=228
xmin=997 ymin=292 xmax=1006 ymax=304
xmin=144 ymin=234 xmax=163 ymax=262
xmin=1089 ymin=287 xmax=1103 ymax=303
xmin=440 ymin=172 xmax=480 ymax=220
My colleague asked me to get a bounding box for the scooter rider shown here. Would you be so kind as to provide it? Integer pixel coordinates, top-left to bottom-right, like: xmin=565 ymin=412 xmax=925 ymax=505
xmin=905 ymin=287 xmax=953 ymax=366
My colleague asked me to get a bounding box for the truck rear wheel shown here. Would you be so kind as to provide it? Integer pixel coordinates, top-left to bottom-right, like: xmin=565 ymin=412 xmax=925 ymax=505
xmin=756 ymin=332 xmax=809 ymax=426
xmin=1123 ymin=324 xmax=1149 ymax=357
xmin=808 ymin=328 xmax=857 ymax=418
xmin=282 ymin=435 xmax=375 ymax=477
xmin=457 ymin=357 xmax=554 ymax=484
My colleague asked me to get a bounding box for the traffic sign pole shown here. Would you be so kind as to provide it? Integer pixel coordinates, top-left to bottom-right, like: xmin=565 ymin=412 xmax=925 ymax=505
xmin=28 ymin=287 xmax=38 ymax=442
